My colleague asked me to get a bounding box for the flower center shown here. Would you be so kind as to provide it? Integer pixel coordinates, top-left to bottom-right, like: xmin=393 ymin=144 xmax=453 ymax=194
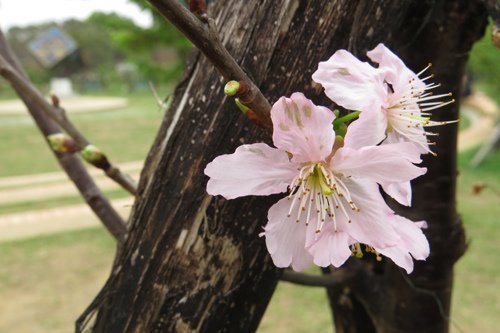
xmin=287 ymin=163 xmax=359 ymax=233
xmin=384 ymin=64 xmax=455 ymax=154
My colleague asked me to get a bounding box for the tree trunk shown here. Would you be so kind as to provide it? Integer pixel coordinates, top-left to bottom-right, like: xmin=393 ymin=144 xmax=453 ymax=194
xmin=324 ymin=1 xmax=487 ymax=332
xmin=80 ymin=1 xmax=487 ymax=332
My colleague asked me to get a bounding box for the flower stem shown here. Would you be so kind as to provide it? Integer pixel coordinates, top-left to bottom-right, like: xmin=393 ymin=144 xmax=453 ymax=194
xmin=333 ymin=111 xmax=361 ymax=126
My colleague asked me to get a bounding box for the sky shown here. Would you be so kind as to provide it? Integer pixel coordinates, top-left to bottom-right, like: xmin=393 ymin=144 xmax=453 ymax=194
xmin=0 ymin=0 xmax=153 ymax=31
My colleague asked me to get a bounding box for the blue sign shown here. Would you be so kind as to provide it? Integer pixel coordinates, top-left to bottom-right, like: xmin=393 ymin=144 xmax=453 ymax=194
xmin=28 ymin=27 xmax=77 ymax=68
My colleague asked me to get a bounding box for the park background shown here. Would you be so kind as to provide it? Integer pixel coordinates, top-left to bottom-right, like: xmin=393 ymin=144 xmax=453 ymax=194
xmin=0 ymin=2 xmax=498 ymax=332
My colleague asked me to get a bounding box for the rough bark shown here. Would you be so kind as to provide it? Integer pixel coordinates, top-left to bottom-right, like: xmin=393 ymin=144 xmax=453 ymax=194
xmin=81 ymin=0 xmax=487 ymax=332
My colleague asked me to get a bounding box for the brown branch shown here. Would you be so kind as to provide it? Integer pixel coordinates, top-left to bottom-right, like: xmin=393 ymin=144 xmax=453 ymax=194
xmin=0 ymin=52 xmax=138 ymax=195
xmin=0 ymin=30 xmax=127 ymax=241
xmin=281 ymin=270 xmax=337 ymax=287
xmin=147 ymin=0 xmax=273 ymax=130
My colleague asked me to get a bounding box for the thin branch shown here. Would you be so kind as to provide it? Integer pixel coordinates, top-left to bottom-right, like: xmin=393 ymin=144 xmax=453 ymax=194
xmin=281 ymin=265 xmax=362 ymax=287
xmin=281 ymin=270 xmax=338 ymax=287
xmin=0 ymin=52 xmax=138 ymax=195
xmin=0 ymin=30 xmax=127 ymax=241
xmin=147 ymin=0 xmax=273 ymax=130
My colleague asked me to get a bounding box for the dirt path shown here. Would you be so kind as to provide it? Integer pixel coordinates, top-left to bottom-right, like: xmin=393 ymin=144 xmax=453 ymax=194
xmin=458 ymin=93 xmax=499 ymax=152
xmin=0 ymin=96 xmax=128 ymax=115
xmin=0 ymin=161 xmax=142 ymax=242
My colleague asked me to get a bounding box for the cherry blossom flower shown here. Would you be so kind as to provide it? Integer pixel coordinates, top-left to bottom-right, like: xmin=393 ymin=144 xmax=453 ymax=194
xmin=312 ymin=43 xmax=455 ymax=156
xmin=204 ymin=93 xmax=429 ymax=272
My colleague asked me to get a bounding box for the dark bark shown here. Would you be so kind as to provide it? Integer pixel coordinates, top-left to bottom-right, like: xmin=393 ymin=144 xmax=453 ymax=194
xmin=81 ymin=0 xmax=487 ymax=332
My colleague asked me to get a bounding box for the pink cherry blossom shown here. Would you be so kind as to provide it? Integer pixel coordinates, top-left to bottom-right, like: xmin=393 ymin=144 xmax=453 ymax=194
xmin=312 ymin=43 xmax=455 ymax=155
xmin=204 ymin=93 xmax=429 ymax=272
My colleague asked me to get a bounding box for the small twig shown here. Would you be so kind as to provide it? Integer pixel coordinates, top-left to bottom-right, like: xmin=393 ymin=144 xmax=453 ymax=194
xmin=0 ymin=53 xmax=138 ymax=195
xmin=0 ymin=30 xmax=127 ymax=241
xmin=148 ymin=81 xmax=171 ymax=110
xmin=147 ymin=0 xmax=273 ymax=130
xmin=281 ymin=269 xmax=338 ymax=287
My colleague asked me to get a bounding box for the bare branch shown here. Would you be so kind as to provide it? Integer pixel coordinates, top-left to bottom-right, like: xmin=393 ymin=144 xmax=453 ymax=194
xmin=147 ymin=0 xmax=273 ymax=130
xmin=0 ymin=52 xmax=138 ymax=195
xmin=281 ymin=261 xmax=365 ymax=288
xmin=281 ymin=270 xmax=338 ymax=287
xmin=0 ymin=30 xmax=127 ymax=241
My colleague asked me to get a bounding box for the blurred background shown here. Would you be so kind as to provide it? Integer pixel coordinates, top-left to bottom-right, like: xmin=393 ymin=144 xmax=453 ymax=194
xmin=0 ymin=1 xmax=498 ymax=332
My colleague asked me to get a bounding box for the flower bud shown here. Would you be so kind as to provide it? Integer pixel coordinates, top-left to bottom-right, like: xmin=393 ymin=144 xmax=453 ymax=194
xmin=47 ymin=133 xmax=77 ymax=153
xmin=81 ymin=145 xmax=104 ymax=163
xmin=224 ymin=81 xmax=241 ymax=96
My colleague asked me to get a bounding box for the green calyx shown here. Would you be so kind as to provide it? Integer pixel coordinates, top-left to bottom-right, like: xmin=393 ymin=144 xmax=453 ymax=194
xmin=234 ymin=98 xmax=251 ymax=114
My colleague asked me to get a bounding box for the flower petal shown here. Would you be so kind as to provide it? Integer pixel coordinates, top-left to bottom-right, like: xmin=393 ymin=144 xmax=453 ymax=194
xmin=377 ymin=245 xmax=414 ymax=274
xmin=263 ymin=197 xmax=314 ymax=271
xmin=392 ymin=215 xmax=430 ymax=260
xmin=307 ymin=222 xmax=353 ymax=268
xmin=312 ymin=49 xmax=386 ymax=111
xmin=343 ymin=105 xmax=387 ymax=150
xmin=376 ymin=215 xmax=430 ymax=273
xmin=380 ymin=181 xmax=413 ymax=207
xmin=271 ymin=92 xmax=336 ymax=163
xmin=205 ymin=143 xmax=297 ymax=199
xmin=367 ymin=43 xmax=425 ymax=93
xmin=332 ymin=142 xmax=426 ymax=184
xmin=338 ymin=178 xmax=400 ymax=248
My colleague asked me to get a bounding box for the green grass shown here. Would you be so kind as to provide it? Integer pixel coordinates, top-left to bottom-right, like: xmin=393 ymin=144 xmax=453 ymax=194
xmin=0 ymin=227 xmax=116 ymax=333
xmin=0 ymin=90 xmax=163 ymax=177
xmin=450 ymin=148 xmax=500 ymax=333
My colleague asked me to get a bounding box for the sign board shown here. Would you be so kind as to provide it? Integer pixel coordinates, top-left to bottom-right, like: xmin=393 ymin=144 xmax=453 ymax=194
xmin=28 ymin=27 xmax=77 ymax=68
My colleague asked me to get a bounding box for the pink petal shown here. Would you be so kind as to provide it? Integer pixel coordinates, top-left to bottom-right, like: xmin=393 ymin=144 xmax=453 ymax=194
xmin=380 ymin=181 xmax=412 ymax=207
xmin=392 ymin=215 xmax=430 ymax=260
xmin=377 ymin=245 xmax=414 ymax=274
xmin=205 ymin=143 xmax=297 ymax=199
xmin=307 ymin=222 xmax=353 ymax=268
xmin=376 ymin=215 xmax=429 ymax=273
xmin=343 ymin=105 xmax=387 ymax=150
xmin=338 ymin=178 xmax=400 ymax=248
xmin=263 ymin=197 xmax=314 ymax=271
xmin=312 ymin=49 xmax=386 ymax=111
xmin=271 ymin=92 xmax=336 ymax=163
xmin=332 ymin=142 xmax=426 ymax=184
xmin=367 ymin=43 xmax=425 ymax=93
xmin=386 ymin=129 xmax=430 ymax=155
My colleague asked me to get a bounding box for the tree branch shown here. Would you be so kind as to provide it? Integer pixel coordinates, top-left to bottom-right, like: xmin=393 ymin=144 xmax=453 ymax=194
xmin=0 ymin=30 xmax=127 ymax=241
xmin=281 ymin=270 xmax=338 ymax=287
xmin=147 ymin=0 xmax=273 ymax=130
xmin=0 ymin=52 xmax=138 ymax=195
